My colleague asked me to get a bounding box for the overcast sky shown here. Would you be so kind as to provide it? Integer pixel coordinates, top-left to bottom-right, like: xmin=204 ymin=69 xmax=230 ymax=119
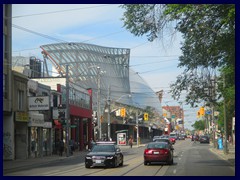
xmin=12 ymin=4 xmax=199 ymax=130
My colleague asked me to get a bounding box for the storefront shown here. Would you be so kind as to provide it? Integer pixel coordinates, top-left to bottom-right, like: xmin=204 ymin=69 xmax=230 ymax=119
xmin=28 ymin=112 xmax=44 ymax=158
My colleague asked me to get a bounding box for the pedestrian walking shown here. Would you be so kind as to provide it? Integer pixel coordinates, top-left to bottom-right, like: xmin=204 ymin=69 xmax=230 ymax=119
xmin=59 ymin=139 xmax=64 ymax=156
xmin=128 ymin=136 xmax=133 ymax=148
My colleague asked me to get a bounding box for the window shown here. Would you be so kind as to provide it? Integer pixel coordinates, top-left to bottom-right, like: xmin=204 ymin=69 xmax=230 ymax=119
xmin=18 ymin=90 xmax=24 ymax=110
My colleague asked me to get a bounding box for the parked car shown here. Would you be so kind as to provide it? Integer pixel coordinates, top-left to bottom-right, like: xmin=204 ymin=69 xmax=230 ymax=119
xmin=169 ymin=137 xmax=176 ymax=144
xmin=169 ymin=132 xmax=179 ymax=140
xmin=199 ymin=135 xmax=210 ymax=143
xmin=144 ymin=142 xmax=174 ymax=165
xmin=85 ymin=141 xmax=123 ymax=168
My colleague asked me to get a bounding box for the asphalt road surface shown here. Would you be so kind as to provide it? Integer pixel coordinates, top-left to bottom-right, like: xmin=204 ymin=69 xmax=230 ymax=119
xmin=4 ymin=139 xmax=235 ymax=176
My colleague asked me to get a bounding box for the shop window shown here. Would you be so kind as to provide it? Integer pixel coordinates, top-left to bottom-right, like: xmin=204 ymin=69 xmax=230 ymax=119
xmin=18 ymin=90 xmax=24 ymax=110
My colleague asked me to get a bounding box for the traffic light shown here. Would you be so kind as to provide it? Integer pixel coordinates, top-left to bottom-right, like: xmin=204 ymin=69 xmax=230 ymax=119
xmin=120 ymin=108 xmax=126 ymax=117
xmin=144 ymin=113 xmax=148 ymax=121
xmin=200 ymin=107 xmax=205 ymax=116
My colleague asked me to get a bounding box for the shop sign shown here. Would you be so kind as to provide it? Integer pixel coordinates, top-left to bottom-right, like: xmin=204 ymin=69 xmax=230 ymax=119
xmin=15 ymin=112 xmax=29 ymax=122
xmin=28 ymin=113 xmax=44 ymax=127
xmin=52 ymin=107 xmax=59 ymax=119
xmin=43 ymin=122 xmax=52 ymax=128
xmin=29 ymin=96 xmax=49 ymax=110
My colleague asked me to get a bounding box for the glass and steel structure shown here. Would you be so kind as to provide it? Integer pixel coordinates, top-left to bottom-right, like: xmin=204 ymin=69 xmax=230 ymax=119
xmin=40 ymin=42 xmax=162 ymax=122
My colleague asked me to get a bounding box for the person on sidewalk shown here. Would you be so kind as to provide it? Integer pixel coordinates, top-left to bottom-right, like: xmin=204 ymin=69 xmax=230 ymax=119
xmin=34 ymin=139 xmax=38 ymax=158
xmin=59 ymin=139 xmax=64 ymax=156
xmin=128 ymin=136 xmax=133 ymax=148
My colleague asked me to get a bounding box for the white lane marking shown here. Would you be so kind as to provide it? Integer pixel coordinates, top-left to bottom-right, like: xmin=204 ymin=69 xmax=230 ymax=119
xmin=173 ymin=169 xmax=177 ymax=174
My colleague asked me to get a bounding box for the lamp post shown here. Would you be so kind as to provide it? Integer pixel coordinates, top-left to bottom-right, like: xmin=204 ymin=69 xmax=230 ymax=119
xmin=107 ymin=85 xmax=111 ymax=141
xmin=65 ymin=64 xmax=70 ymax=157
xmin=96 ymin=66 xmax=102 ymax=140
xmin=223 ymin=74 xmax=228 ymax=154
xmin=136 ymin=111 xmax=139 ymax=147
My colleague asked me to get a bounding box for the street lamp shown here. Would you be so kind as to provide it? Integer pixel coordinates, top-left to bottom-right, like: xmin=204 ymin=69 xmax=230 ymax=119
xmin=65 ymin=64 xmax=70 ymax=157
xmin=96 ymin=66 xmax=101 ymax=140
xmin=107 ymin=85 xmax=111 ymax=141
xmin=115 ymin=94 xmax=132 ymax=102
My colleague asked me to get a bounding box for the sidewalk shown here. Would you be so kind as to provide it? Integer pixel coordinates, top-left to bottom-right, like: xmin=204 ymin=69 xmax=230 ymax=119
xmin=209 ymin=142 xmax=235 ymax=166
xmin=3 ymin=150 xmax=88 ymax=174
xmin=3 ymin=141 xmax=149 ymax=174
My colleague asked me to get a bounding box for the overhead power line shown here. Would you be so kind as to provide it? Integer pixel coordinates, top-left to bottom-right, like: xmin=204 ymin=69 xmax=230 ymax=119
xmin=12 ymin=24 xmax=67 ymax=43
xmin=12 ymin=4 xmax=118 ymax=18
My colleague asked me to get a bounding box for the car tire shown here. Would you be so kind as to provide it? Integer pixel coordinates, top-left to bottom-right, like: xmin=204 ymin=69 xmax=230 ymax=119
xmin=85 ymin=164 xmax=90 ymax=168
xmin=168 ymin=158 xmax=173 ymax=165
xmin=119 ymin=158 xmax=123 ymax=166
xmin=144 ymin=161 xmax=148 ymax=165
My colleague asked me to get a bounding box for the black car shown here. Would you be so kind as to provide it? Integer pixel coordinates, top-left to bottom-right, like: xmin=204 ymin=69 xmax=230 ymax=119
xmin=179 ymin=134 xmax=185 ymax=140
xmin=85 ymin=141 xmax=124 ymax=168
xmin=199 ymin=135 xmax=210 ymax=143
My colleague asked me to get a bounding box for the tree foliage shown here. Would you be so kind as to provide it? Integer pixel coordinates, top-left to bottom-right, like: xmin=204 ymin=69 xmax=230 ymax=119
xmin=191 ymin=119 xmax=205 ymax=131
xmin=121 ymin=4 xmax=235 ymax=113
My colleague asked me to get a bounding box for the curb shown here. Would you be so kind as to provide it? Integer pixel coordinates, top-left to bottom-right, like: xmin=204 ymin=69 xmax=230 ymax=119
xmin=209 ymin=148 xmax=235 ymax=166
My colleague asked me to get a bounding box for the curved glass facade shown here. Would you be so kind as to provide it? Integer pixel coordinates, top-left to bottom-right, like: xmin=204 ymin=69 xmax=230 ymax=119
xmin=40 ymin=42 xmax=162 ymax=125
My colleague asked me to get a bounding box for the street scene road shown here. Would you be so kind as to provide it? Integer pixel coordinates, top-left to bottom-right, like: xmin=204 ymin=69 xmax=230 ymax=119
xmin=4 ymin=139 xmax=235 ymax=176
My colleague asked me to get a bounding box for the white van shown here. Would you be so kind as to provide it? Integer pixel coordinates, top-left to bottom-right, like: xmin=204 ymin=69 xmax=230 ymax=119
xmin=169 ymin=132 xmax=178 ymax=140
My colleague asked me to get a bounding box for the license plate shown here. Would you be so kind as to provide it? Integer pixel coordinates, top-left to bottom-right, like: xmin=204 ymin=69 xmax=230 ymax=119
xmin=96 ymin=160 xmax=101 ymax=163
xmin=153 ymin=151 xmax=159 ymax=154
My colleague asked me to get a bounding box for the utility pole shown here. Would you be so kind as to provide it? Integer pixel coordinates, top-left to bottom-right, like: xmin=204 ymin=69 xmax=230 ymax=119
xmin=97 ymin=67 xmax=102 ymax=140
xmin=65 ymin=65 xmax=70 ymax=157
xmin=107 ymin=85 xmax=111 ymax=141
xmin=136 ymin=111 xmax=139 ymax=147
xmin=223 ymin=74 xmax=228 ymax=154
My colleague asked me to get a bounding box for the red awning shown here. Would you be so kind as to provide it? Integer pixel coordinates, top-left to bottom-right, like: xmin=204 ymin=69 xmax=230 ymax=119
xmin=54 ymin=120 xmax=62 ymax=129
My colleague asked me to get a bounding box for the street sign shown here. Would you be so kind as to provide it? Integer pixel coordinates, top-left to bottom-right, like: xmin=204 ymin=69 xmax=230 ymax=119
xmin=206 ymin=110 xmax=211 ymax=115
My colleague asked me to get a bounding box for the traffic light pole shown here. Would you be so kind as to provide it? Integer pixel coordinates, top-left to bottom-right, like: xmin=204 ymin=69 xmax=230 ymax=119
xmin=136 ymin=111 xmax=139 ymax=147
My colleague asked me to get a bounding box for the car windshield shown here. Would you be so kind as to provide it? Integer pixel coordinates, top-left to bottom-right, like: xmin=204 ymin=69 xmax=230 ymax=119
xmin=92 ymin=145 xmax=115 ymax=152
xmin=147 ymin=143 xmax=168 ymax=149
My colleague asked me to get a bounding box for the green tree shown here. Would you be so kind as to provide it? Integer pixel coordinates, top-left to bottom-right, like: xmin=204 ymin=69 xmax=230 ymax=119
xmin=191 ymin=119 xmax=205 ymax=131
xmin=121 ymin=4 xmax=235 ymax=108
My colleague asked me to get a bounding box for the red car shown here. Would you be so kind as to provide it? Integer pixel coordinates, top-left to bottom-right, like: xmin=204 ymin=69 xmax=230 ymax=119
xmin=169 ymin=137 xmax=176 ymax=144
xmin=144 ymin=142 xmax=174 ymax=165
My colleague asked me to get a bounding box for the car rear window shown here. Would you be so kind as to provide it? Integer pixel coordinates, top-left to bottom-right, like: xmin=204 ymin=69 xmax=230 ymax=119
xmin=92 ymin=145 xmax=115 ymax=152
xmin=147 ymin=143 xmax=167 ymax=149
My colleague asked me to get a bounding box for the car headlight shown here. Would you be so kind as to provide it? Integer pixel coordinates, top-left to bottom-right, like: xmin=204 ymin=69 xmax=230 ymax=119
xmin=106 ymin=156 xmax=114 ymax=159
xmin=86 ymin=156 xmax=92 ymax=159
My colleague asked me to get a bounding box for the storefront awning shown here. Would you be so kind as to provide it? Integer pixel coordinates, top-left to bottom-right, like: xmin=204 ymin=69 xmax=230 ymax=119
xmin=54 ymin=120 xmax=62 ymax=129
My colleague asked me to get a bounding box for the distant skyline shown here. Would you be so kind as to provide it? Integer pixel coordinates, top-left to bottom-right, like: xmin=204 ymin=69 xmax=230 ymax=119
xmin=12 ymin=4 xmax=200 ymax=130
